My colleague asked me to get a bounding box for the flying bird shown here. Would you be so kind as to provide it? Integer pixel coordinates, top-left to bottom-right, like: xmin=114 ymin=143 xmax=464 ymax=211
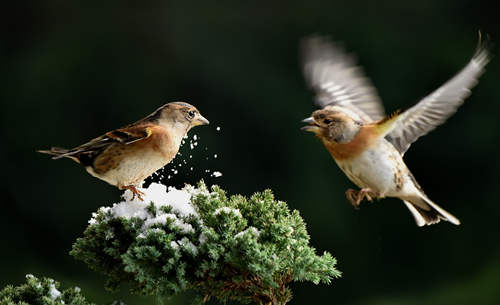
xmin=301 ymin=35 xmax=490 ymax=226
xmin=39 ymin=101 xmax=209 ymax=200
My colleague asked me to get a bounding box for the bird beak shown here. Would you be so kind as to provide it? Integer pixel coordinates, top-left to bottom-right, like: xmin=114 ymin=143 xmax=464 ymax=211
xmin=302 ymin=117 xmax=315 ymax=124
xmin=193 ymin=114 xmax=210 ymax=126
xmin=301 ymin=117 xmax=320 ymax=133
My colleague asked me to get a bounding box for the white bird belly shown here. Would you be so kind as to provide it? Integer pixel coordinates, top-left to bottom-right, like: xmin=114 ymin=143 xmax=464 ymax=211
xmin=87 ymin=149 xmax=173 ymax=187
xmin=336 ymin=141 xmax=407 ymax=196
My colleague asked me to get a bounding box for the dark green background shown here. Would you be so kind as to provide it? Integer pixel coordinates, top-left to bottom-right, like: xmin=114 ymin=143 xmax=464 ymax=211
xmin=2 ymin=1 xmax=499 ymax=304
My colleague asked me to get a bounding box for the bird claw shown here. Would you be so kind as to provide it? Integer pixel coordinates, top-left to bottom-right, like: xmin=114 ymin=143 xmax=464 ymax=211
xmin=345 ymin=188 xmax=378 ymax=209
xmin=122 ymin=185 xmax=145 ymax=201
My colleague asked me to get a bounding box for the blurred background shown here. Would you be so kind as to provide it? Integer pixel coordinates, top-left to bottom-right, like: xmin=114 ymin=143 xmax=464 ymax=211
xmin=2 ymin=0 xmax=499 ymax=304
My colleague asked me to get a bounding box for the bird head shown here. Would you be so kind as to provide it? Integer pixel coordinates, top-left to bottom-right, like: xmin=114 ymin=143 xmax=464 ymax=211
xmin=148 ymin=101 xmax=209 ymax=131
xmin=301 ymin=109 xmax=362 ymax=143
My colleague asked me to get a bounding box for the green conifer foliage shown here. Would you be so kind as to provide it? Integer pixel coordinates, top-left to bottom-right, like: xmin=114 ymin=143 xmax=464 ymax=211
xmin=0 ymin=275 xmax=95 ymax=305
xmin=70 ymin=181 xmax=340 ymax=305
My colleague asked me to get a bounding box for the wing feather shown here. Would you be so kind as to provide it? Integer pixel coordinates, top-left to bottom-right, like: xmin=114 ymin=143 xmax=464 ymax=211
xmin=301 ymin=36 xmax=385 ymax=122
xmin=387 ymin=37 xmax=490 ymax=155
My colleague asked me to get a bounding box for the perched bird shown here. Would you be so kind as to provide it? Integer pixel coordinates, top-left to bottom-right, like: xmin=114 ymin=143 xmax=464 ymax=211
xmin=39 ymin=101 xmax=209 ymax=200
xmin=301 ymin=35 xmax=490 ymax=226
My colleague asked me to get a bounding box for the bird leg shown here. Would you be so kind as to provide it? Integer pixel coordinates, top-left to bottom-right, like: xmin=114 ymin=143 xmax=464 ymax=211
xmin=122 ymin=185 xmax=145 ymax=201
xmin=345 ymin=188 xmax=378 ymax=209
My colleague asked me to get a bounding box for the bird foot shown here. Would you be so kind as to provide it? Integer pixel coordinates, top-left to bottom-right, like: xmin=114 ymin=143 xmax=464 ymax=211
xmin=345 ymin=188 xmax=378 ymax=209
xmin=122 ymin=185 xmax=145 ymax=201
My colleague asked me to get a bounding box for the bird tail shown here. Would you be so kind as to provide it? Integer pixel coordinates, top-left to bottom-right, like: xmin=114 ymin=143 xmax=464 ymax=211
xmin=403 ymin=195 xmax=460 ymax=227
xmin=37 ymin=147 xmax=81 ymax=163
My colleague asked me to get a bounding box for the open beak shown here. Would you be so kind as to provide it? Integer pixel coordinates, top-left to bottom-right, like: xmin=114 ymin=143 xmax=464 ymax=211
xmin=301 ymin=117 xmax=320 ymax=133
xmin=193 ymin=114 xmax=210 ymax=126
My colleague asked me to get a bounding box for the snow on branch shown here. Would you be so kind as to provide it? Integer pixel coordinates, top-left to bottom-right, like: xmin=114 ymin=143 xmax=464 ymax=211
xmin=0 ymin=274 xmax=95 ymax=305
xmin=70 ymin=181 xmax=341 ymax=305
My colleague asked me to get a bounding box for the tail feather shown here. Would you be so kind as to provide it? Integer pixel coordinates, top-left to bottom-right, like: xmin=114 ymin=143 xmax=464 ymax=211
xmin=37 ymin=147 xmax=81 ymax=163
xmin=403 ymin=196 xmax=460 ymax=227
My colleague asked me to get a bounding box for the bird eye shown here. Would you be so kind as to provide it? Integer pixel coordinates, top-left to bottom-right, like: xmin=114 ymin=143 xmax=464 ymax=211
xmin=188 ymin=110 xmax=195 ymax=118
xmin=323 ymin=119 xmax=332 ymax=124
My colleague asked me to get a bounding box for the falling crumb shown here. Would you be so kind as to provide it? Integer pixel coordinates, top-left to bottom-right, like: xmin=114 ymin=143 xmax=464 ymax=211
xmin=216 ymin=126 xmax=221 ymax=131
xmin=193 ymin=135 xmax=198 ymax=140
xmin=214 ymin=154 xmax=218 ymax=158
xmin=212 ymin=171 xmax=222 ymax=178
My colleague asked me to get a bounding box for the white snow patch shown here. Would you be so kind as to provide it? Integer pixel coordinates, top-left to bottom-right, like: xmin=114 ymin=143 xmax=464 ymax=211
xmin=214 ymin=207 xmax=241 ymax=217
xmin=178 ymin=237 xmax=198 ymax=255
xmin=235 ymin=227 xmax=260 ymax=239
xmin=173 ymin=220 xmax=194 ymax=233
xmin=88 ymin=183 xmax=211 ymax=237
xmin=112 ymin=201 xmax=149 ymax=220
xmin=163 ymin=187 xmax=198 ymax=217
xmin=89 ymin=183 xmax=201 ymax=223
xmin=143 ymin=213 xmax=177 ymax=228
xmin=143 ymin=214 xmax=194 ymax=233
xmin=48 ymin=283 xmax=61 ymax=300
xmin=170 ymin=240 xmax=179 ymax=250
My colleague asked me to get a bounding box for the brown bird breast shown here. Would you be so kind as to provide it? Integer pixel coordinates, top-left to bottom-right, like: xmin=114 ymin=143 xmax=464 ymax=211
xmin=321 ymin=126 xmax=378 ymax=161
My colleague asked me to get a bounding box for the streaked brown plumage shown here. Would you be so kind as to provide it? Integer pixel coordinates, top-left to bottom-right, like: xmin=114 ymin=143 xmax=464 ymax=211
xmin=301 ymin=35 xmax=490 ymax=226
xmin=39 ymin=101 xmax=209 ymax=200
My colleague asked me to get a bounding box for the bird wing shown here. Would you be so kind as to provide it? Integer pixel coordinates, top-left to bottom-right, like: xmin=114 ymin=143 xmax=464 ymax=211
xmin=386 ymin=38 xmax=490 ymax=155
xmin=301 ymin=36 xmax=385 ymax=122
xmin=47 ymin=125 xmax=153 ymax=161
xmin=105 ymin=125 xmax=153 ymax=144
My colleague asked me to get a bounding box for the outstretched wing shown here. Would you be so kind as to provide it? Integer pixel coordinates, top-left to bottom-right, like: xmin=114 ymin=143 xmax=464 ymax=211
xmin=301 ymin=35 xmax=385 ymax=122
xmin=386 ymin=37 xmax=490 ymax=155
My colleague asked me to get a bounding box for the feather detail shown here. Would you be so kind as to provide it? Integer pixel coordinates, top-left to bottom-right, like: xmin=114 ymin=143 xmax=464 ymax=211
xmin=373 ymin=110 xmax=402 ymax=137
xmin=105 ymin=126 xmax=153 ymax=144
